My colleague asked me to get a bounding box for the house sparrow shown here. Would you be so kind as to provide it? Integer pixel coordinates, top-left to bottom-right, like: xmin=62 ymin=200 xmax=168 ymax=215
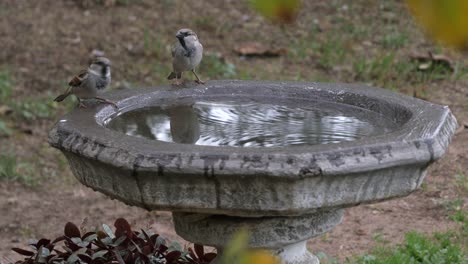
xmin=167 ymin=28 xmax=204 ymax=85
xmin=54 ymin=57 xmax=117 ymax=108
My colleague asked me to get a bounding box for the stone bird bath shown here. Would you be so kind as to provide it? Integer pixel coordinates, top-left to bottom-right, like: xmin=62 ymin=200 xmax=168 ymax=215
xmin=49 ymin=80 xmax=457 ymax=263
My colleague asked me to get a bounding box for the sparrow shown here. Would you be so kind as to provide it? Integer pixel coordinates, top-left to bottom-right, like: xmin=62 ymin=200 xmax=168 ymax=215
xmin=54 ymin=57 xmax=117 ymax=108
xmin=167 ymin=28 xmax=204 ymax=85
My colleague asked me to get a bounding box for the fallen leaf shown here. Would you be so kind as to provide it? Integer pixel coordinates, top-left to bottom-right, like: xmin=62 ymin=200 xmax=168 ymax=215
xmin=409 ymin=51 xmax=454 ymax=72
xmin=233 ymin=42 xmax=287 ymax=57
xmin=0 ymin=105 xmax=13 ymax=116
xmin=418 ymin=62 xmax=431 ymax=70
xmin=355 ymin=229 xmax=367 ymax=236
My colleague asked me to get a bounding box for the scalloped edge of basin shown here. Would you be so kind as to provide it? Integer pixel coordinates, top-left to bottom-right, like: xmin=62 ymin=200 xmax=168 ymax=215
xmin=49 ymin=80 xmax=457 ymax=217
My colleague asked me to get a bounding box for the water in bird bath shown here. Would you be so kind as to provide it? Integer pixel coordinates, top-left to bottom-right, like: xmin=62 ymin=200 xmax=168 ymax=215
xmin=104 ymin=98 xmax=397 ymax=147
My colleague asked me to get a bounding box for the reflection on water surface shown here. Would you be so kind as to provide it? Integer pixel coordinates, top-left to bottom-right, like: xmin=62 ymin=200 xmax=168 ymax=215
xmin=105 ymin=99 xmax=396 ymax=147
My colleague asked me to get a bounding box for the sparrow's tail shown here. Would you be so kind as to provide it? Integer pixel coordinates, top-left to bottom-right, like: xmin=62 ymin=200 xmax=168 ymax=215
xmin=167 ymin=72 xmax=177 ymax=80
xmin=54 ymin=90 xmax=72 ymax=102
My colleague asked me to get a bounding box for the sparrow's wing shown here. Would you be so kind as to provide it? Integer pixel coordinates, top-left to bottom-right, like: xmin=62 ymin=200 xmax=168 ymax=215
xmin=68 ymin=70 xmax=88 ymax=87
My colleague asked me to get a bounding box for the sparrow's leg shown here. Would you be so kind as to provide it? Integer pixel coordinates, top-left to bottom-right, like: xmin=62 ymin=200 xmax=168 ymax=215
xmin=77 ymin=97 xmax=87 ymax=108
xmin=174 ymin=72 xmax=183 ymax=86
xmin=192 ymin=69 xmax=204 ymax=84
xmin=94 ymin=96 xmax=118 ymax=109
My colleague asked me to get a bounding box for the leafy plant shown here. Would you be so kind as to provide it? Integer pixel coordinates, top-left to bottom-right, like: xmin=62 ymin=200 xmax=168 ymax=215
xmin=12 ymin=218 xmax=217 ymax=264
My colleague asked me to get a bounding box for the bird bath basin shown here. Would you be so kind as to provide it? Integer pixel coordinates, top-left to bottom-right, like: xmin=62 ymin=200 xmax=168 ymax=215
xmin=49 ymin=80 xmax=457 ymax=264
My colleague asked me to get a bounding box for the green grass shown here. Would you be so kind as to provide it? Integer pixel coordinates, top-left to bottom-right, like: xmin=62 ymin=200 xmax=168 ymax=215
xmin=455 ymin=173 xmax=468 ymax=194
xmin=0 ymin=153 xmax=36 ymax=186
xmin=0 ymin=70 xmax=59 ymax=121
xmin=0 ymin=119 xmax=12 ymax=136
xmin=199 ymin=53 xmax=237 ymax=79
xmin=0 ymin=69 xmax=13 ymax=102
xmin=380 ymin=30 xmax=409 ymax=49
xmin=0 ymin=70 xmax=14 ymax=136
xmin=282 ymin=1 xmax=461 ymax=91
xmin=316 ymin=36 xmax=347 ymax=71
xmin=194 ymin=16 xmax=217 ymax=31
xmin=10 ymin=97 xmax=58 ymax=121
xmin=144 ymin=28 xmax=167 ymax=58
xmin=315 ymin=201 xmax=468 ymax=264
xmin=317 ymin=230 xmax=467 ymax=264
xmin=316 ymin=198 xmax=468 ymax=264
xmin=353 ymin=231 xmax=467 ymax=264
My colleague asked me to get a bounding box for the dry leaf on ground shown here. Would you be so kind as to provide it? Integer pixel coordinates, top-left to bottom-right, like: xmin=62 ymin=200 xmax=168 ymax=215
xmin=233 ymin=42 xmax=287 ymax=57
xmin=409 ymin=51 xmax=454 ymax=72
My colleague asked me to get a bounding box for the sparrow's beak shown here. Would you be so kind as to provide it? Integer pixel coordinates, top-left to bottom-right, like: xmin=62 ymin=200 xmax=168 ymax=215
xmin=176 ymin=33 xmax=184 ymax=39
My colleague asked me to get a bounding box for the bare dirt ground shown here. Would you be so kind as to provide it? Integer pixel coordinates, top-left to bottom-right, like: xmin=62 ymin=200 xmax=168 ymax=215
xmin=0 ymin=0 xmax=467 ymax=262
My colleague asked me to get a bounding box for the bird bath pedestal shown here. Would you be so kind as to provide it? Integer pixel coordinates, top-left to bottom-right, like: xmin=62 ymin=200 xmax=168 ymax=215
xmin=49 ymin=81 xmax=457 ymax=264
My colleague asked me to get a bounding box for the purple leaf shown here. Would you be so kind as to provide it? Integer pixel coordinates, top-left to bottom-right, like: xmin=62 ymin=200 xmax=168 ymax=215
xmin=11 ymin=247 xmax=35 ymax=256
xmin=137 ymin=253 xmax=150 ymax=264
xmin=37 ymin=239 xmax=51 ymax=248
xmin=114 ymin=218 xmax=133 ymax=239
xmin=51 ymin=236 xmax=66 ymax=244
xmin=149 ymin=234 xmax=159 ymax=246
xmin=188 ymin=248 xmax=197 ymax=260
xmin=194 ymin=244 xmax=204 ymax=259
xmin=203 ymin=252 xmax=217 ymax=262
xmin=78 ymin=253 xmax=92 ymax=262
xmin=166 ymin=251 xmax=182 ymax=262
xmin=113 ymin=250 xmax=125 ymax=264
xmin=159 ymin=244 xmax=168 ymax=253
xmin=64 ymin=222 xmax=81 ymax=238
xmin=131 ymin=240 xmax=143 ymax=254
xmin=82 ymin=232 xmax=97 ymax=240
xmin=142 ymin=245 xmax=152 ymax=255
xmin=96 ymin=231 xmax=107 ymax=239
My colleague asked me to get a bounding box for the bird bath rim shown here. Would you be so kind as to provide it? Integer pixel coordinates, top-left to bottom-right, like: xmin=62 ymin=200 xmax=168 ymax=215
xmin=48 ymin=80 xmax=457 ymax=216
xmin=50 ymin=80 xmax=455 ymax=176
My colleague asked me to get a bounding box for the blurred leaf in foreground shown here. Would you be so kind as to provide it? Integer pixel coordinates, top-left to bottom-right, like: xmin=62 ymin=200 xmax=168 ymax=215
xmin=220 ymin=228 xmax=280 ymax=264
xmin=249 ymin=0 xmax=301 ymax=24
xmin=407 ymin=0 xmax=468 ymax=50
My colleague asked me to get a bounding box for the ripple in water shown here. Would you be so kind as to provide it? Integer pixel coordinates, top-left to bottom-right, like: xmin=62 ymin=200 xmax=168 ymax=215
xmin=105 ymin=99 xmax=397 ymax=147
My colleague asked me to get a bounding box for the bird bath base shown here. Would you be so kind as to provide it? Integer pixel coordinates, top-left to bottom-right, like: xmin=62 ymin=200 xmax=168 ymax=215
xmin=49 ymin=80 xmax=457 ymax=264
xmin=173 ymin=210 xmax=343 ymax=263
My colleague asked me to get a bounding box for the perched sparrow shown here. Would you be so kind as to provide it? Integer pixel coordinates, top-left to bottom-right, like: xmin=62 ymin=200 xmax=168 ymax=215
xmin=54 ymin=57 xmax=117 ymax=108
xmin=167 ymin=28 xmax=204 ymax=85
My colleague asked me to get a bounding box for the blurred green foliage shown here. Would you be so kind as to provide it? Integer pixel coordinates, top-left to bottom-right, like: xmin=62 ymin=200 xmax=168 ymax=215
xmin=249 ymin=0 xmax=301 ymax=23
xmin=219 ymin=228 xmax=280 ymax=264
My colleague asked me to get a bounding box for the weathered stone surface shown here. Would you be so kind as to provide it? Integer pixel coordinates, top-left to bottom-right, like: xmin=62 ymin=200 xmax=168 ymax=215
xmin=173 ymin=211 xmax=340 ymax=264
xmin=49 ymin=80 xmax=457 ymax=217
xmin=173 ymin=210 xmax=343 ymax=248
